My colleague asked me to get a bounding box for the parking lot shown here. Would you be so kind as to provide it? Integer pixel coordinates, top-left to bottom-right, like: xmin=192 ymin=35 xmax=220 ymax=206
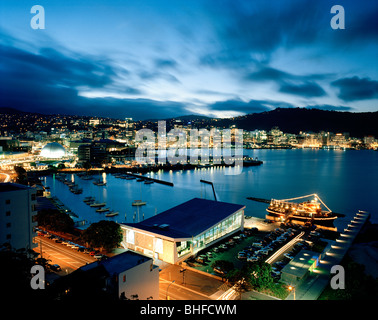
xmin=186 ymin=222 xmax=315 ymax=281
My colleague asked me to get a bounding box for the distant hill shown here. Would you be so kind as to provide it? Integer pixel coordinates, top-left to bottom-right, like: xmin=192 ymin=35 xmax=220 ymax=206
xmin=0 ymin=107 xmax=29 ymax=114
xmin=1 ymin=106 xmax=377 ymax=137
xmin=213 ymin=108 xmax=378 ymax=138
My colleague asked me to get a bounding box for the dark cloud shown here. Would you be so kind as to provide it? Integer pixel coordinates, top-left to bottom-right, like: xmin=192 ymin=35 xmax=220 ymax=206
xmin=331 ymin=76 xmax=378 ymax=101
xmin=246 ymin=67 xmax=291 ymax=82
xmin=200 ymin=0 xmax=330 ymax=69
xmin=279 ymin=81 xmax=326 ymax=98
xmin=0 ymin=33 xmax=188 ymax=120
xmin=154 ymin=58 xmax=178 ymax=69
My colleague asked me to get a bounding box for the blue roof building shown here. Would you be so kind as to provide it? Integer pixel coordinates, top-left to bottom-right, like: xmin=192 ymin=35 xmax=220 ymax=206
xmin=120 ymin=198 xmax=245 ymax=264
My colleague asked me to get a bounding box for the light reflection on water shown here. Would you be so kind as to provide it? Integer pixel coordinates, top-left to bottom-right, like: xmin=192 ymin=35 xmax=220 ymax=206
xmin=42 ymin=149 xmax=378 ymax=230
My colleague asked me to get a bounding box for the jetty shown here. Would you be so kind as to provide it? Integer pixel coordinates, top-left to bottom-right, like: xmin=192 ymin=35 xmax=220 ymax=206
xmin=125 ymin=172 xmax=174 ymax=187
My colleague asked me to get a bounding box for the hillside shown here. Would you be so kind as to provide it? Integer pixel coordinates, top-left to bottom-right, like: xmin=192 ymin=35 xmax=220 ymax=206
xmin=216 ymin=108 xmax=378 ymax=137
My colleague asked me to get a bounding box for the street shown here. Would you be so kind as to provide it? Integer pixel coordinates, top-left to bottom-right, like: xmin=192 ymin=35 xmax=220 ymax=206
xmin=34 ymin=235 xmax=226 ymax=300
xmin=34 ymin=236 xmax=95 ymax=274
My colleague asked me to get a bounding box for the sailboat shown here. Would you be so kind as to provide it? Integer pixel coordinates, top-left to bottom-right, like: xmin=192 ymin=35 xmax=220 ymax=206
xmin=132 ymin=200 xmax=147 ymax=206
xmin=105 ymin=211 xmax=119 ymax=217
xmin=132 ymin=180 xmax=147 ymax=206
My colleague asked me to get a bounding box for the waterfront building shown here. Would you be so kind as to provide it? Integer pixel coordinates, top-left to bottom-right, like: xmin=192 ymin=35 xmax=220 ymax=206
xmin=0 ymin=183 xmax=37 ymax=250
xmin=40 ymin=142 xmax=66 ymax=159
xmin=120 ymin=198 xmax=245 ymax=264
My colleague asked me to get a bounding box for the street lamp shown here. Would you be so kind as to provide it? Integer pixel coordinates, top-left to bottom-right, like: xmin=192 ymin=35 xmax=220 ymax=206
xmin=288 ymin=286 xmax=296 ymax=300
xmin=166 ymin=280 xmax=175 ymax=300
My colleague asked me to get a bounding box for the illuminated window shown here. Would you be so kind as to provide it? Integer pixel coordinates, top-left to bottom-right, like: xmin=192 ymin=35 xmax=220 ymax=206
xmin=155 ymin=238 xmax=163 ymax=254
xmin=126 ymin=230 xmax=135 ymax=244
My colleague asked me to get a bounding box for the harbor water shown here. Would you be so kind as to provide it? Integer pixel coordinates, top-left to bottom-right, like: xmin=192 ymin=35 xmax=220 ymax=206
xmin=41 ymin=149 xmax=378 ymax=230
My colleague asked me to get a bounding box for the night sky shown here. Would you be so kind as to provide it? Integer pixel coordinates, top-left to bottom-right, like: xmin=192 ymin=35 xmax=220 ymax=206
xmin=1 ymin=0 xmax=377 ymax=120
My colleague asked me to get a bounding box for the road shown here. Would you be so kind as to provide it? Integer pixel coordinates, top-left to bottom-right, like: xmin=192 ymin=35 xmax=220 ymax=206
xmin=0 ymin=172 xmax=11 ymax=183
xmin=34 ymin=236 xmax=96 ymax=274
xmin=34 ymin=236 xmax=221 ymax=300
xmin=159 ymin=279 xmax=212 ymax=300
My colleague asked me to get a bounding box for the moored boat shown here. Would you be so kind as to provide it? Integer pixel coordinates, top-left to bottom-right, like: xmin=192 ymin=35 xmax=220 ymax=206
xmin=132 ymin=200 xmax=146 ymax=206
xmin=105 ymin=211 xmax=119 ymax=217
xmin=265 ymin=194 xmax=337 ymax=229
xmin=90 ymin=202 xmax=106 ymax=207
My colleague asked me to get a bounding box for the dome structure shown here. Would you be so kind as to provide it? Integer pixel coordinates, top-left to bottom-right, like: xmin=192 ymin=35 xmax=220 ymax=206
xmin=40 ymin=142 xmax=66 ymax=159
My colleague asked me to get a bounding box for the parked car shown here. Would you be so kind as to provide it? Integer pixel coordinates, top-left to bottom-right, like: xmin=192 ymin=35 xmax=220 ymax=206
xmin=247 ymin=256 xmax=259 ymax=262
xmin=50 ymin=264 xmax=61 ymax=272
xmin=213 ymin=267 xmax=226 ymax=275
xmin=284 ymin=253 xmax=294 ymax=260
xmin=94 ymin=253 xmax=104 ymax=259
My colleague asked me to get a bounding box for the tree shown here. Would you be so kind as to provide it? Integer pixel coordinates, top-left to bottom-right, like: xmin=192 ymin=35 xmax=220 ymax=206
xmin=14 ymin=165 xmax=28 ymax=185
xmin=83 ymin=161 xmax=91 ymax=171
xmin=81 ymin=220 xmax=123 ymax=252
xmin=245 ymin=261 xmax=274 ymax=289
xmin=57 ymin=163 xmax=66 ymax=169
xmin=36 ymin=209 xmax=74 ymax=233
xmin=211 ymin=260 xmax=234 ymax=274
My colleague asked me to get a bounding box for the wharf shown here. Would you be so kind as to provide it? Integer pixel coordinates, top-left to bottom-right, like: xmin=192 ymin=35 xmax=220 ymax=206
xmin=125 ymin=172 xmax=174 ymax=187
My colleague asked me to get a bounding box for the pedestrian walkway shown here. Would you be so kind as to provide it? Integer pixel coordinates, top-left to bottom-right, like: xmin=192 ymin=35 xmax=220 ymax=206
xmin=286 ymin=211 xmax=371 ymax=300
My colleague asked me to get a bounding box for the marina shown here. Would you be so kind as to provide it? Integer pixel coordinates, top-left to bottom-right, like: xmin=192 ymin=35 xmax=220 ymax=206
xmin=40 ymin=149 xmax=378 ymax=231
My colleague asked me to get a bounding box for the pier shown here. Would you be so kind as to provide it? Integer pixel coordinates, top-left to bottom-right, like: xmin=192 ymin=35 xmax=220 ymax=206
xmin=286 ymin=210 xmax=371 ymax=300
xmin=125 ymin=172 xmax=174 ymax=187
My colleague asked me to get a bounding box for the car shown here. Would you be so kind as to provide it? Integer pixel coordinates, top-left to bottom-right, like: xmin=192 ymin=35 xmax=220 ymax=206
xmin=50 ymin=264 xmax=61 ymax=272
xmin=94 ymin=253 xmax=104 ymax=259
xmin=213 ymin=267 xmax=226 ymax=275
xmin=247 ymin=256 xmax=259 ymax=262
xmin=237 ymin=251 xmax=246 ymax=259
xmin=284 ymin=253 xmax=294 ymax=260
xmin=89 ymin=251 xmax=98 ymax=256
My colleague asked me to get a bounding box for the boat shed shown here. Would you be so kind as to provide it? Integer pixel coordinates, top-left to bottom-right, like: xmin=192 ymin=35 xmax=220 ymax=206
xmin=120 ymin=198 xmax=245 ymax=264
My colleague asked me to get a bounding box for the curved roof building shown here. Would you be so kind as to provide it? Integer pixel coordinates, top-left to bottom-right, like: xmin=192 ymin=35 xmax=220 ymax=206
xmin=40 ymin=142 xmax=66 ymax=159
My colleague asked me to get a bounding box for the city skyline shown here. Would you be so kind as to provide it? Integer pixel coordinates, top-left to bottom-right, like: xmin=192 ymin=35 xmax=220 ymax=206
xmin=1 ymin=0 xmax=377 ymax=120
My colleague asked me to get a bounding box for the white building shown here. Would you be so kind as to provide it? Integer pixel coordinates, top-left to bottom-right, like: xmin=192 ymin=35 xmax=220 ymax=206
xmin=0 ymin=183 xmax=37 ymax=250
xmin=79 ymin=250 xmax=159 ymax=300
xmin=120 ymin=198 xmax=245 ymax=265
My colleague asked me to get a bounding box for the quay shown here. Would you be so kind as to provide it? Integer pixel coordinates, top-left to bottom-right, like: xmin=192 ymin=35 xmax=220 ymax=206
xmin=285 ymin=210 xmax=371 ymax=300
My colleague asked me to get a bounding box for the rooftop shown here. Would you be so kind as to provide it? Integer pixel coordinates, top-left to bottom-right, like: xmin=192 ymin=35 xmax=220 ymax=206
xmin=0 ymin=183 xmax=31 ymax=193
xmin=121 ymin=198 xmax=245 ymax=239
xmin=80 ymin=250 xmax=151 ymax=275
xmin=281 ymin=249 xmax=319 ymax=278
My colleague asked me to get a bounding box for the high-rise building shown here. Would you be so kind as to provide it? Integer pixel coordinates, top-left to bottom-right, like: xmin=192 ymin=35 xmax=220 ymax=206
xmin=0 ymin=183 xmax=37 ymax=250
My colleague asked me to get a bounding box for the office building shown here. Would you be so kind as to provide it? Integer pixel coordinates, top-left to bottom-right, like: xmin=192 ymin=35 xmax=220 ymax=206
xmin=0 ymin=183 xmax=37 ymax=250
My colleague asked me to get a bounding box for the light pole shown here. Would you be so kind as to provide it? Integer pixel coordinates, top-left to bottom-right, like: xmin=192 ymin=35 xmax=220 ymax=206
xmin=288 ymin=286 xmax=296 ymax=300
xmin=166 ymin=280 xmax=175 ymax=300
